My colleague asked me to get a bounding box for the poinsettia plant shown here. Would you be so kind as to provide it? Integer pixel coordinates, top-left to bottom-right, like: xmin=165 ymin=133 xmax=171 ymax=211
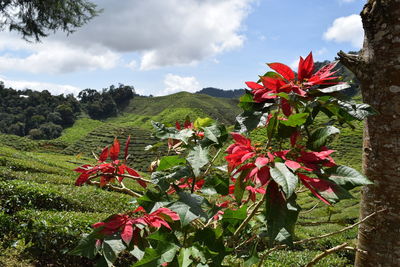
xmin=72 ymin=52 xmax=375 ymax=266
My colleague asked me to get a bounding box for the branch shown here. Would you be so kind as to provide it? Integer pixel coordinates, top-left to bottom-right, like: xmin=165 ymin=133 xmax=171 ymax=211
xmin=337 ymin=50 xmax=363 ymax=74
xmin=257 ymin=209 xmax=386 ymax=267
xmin=233 ymin=194 xmax=266 ymax=238
xmin=305 ymin=242 xmax=348 ymax=267
xmin=87 ymin=180 xmax=142 ymax=198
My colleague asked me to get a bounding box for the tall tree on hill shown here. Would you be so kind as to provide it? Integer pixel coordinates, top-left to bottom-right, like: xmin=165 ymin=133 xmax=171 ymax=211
xmin=0 ymin=0 xmax=99 ymax=41
xmin=338 ymin=0 xmax=400 ymax=265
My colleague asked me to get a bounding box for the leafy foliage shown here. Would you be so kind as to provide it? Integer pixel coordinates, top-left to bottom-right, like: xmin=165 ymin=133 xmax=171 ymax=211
xmin=67 ymin=52 xmax=375 ymax=266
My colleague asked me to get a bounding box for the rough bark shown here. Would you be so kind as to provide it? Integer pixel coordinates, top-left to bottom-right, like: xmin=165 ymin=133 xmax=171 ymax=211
xmin=338 ymin=0 xmax=400 ymax=266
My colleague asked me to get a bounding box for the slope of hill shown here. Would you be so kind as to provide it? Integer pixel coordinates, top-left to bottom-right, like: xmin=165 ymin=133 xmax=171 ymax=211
xmin=123 ymin=92 xmax=241 ymax=125
xmin=196 ymin=87 xmax=245 ymax=98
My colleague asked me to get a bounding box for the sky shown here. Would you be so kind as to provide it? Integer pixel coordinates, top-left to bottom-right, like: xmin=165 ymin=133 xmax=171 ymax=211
xmin=0 ymin=0 xmax=365 ymax=97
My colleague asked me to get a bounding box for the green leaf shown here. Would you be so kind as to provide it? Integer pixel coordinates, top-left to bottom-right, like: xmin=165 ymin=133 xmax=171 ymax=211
xmin=235 ymin=111 xmax=271 ymax=133
xmin=69 ymin=232 xmax=101 ymax=259
xmin=102 ymin=235 xmax=126 ymax=266
xmin=187 ymin=146 xmax=209 ymax=177
xmin=325 ymin=165 xmax=373 ymax=190
xmin=307 ymin=126 xmax=340 ymax=150
xmin=234 ymin=169 xmax=250 ymax=203
xmin=337 ymin=101 xmax=378 ymax=121
xmin=178 ymin=248 xmax=194 ymax=267
xmin=265 ymin=182 xmax=300 ymax=246
xmin=257 ymin=71 xmax=281 ymax=83
xmin=280 ymin=113 xmax=309 ymax=127
xmin=202 ymin=123 xmax=227 ymax=145
xmin=267 ymin=112 xmax=278 ymax=140
xmin=132 ymin=248 xmax=159 ymax=266
xmin=194 ymin=117 xmax=214 ymax=128
xmin=151 ymin=166 xmax=192 ymax=191
xmin=157 ymin=156 xmax=186 ymax=171
xmin=318 ymin=83 xmax=350 ymax=93
xmin=132 ymin=244 xmax=179 ymax=267
xmin=238 ymin=92 xmax=255 ymax=111
xmin=168 ymin=201 xmax=200 ymax=227
xmin=204 ymin=174 xmax=229 ymax=196
xmin=177 ymin=191 xmax=209 ymax=220
xmin=222 ymin=205 xmax=248 ymax=233
xmin=270 ymin=162 xmax=298 ymax=198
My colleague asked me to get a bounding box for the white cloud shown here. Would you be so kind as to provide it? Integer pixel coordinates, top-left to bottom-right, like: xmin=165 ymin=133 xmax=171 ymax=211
xmin=323 ymin=14 xmax=363 ymax=48
xmin=0 ymin=0 xmax=254 ymax=73
xmin=0 ymin=33 xmax=120 ymax=74
xmin=316 ymin=47 xmax=328 ymax=56
xmin=160 ymin=73 xmax=201 ymax=96
xmin=0 ymin=77 xmax=82 ymax=95
xmin=339 ymin=0 xmax=357 ymax=3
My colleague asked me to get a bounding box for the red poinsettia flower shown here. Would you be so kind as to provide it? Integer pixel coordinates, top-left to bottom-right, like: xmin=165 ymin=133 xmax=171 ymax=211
xmin=225 ymin=133 xmax=256 ymax=172
xmin=93 ymin=207 xmax=179 ymax=245
xmin=245 ymin=52 xmax=340 ymax=105
xmin=74 ymin=137 xmax=146 ymax=188
xmin=296 ymin=147 xmax=336 ymax=171
xmin=167 ymin=178 xmax=205 ymax=194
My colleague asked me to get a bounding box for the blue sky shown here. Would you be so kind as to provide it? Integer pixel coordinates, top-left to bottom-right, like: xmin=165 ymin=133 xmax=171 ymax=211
xmin=0 ymin=0 xmax=365 ymax=96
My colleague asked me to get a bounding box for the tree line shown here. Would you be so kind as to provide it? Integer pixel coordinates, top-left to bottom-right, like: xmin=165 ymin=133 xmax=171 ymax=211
xmin=0 ymin=83 xmax=136 ymax=140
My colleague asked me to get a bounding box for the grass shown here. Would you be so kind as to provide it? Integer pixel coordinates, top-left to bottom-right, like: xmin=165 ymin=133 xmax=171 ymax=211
xmin=56 ymin=118 xmax=104 ymax=145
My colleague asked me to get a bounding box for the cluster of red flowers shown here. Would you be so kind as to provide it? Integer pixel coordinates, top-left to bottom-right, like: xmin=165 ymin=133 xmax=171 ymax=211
xmin=73 ymin=137 xmax=146 ymax=188
xmin=245 ymin=52 xmax=339 ymax=116
xmin=224 ymin=52 xmax=341 ymax=205
xmin=93 ymin=207 xmax=179 ymax=245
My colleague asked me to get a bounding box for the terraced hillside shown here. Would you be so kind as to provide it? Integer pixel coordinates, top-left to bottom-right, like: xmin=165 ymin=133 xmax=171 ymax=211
xmin=63 ymin=123 xmax=163 ymax=171
xmin=123 ymin=92 xmax=241 ymax=125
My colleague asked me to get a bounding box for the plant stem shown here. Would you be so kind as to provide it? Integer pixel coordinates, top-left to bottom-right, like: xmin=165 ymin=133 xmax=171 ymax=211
xmin=233 ymin=194 xmax=267 ymax=238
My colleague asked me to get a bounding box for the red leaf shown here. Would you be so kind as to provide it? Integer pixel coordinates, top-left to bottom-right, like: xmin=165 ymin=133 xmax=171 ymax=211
xmin=98 ymin=147 xmax=109 ymax=162
xmin=175 ymin=121 xmax=181 ymax=130
xmin=100 ymin=176 xmax=107 ymax=187
xmin=75 ymin=173 xmax=90 ymax=186
xmin=230 ymin=132 xmax=251 ymax=146
xmin=73 ymin=165 xmax=92 ymax=173
xmin=124 ymin=136 xmax=131 ymax=161
xmin=260 ymin=76 xmax=285 ymax=91
xmin=298 ymin=52 xmax=314 ymax=81
xmin=290 ymin=131 xmax=300 ymax=147
xmin=109 ymin=138 xmax=120 ymax=161
xmin=281 ymin=98 xmax=292 ymax=117
xmin=268 ymin=63 xmax=295 ymax=81
xmin=245 ymin=81 xmax=264 ymax=90
xmin=121 ymin=222 xmax=133 ymax=245
xmin=298 ymin=173 xmax=331 ymax=205
xmin=285 ymin=160 xmax=302 ymax=171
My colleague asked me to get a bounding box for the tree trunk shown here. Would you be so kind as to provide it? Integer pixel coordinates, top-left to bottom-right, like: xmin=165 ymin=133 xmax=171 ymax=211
xmin=338 ymin=0 xmax=400 ymax=266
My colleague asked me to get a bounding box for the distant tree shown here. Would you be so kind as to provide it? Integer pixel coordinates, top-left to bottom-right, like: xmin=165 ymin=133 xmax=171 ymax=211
xmin=0 ymin=0 xmax=99 ymax=41
xmin=55 ymin=104 xmax=75 ymax=126
xmin=39 ymin=122 xmax=63 ymax=139
xmin=78 ymin=89 xmax=101 ymax=104
xmin=28 ymin=128 xmax=44 ymax=140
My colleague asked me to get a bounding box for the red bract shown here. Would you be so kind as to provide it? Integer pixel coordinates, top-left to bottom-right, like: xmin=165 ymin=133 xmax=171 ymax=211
xmin=93 ymin=208 xmax=179 ymax=246
xmin=245 ymin=52 xmax=340 ymax=104
xmin=296 ymin=147 xmax=336 ymax=171
xmin=73 ymin=136 xmax=146 ymax=188
xmin=225 ymin=133 xmax=256 ymax=171
xmin=245 ymin=185 xmax=266 ymax=202
xmin=167 ymin=178 xmax=205 ymax=194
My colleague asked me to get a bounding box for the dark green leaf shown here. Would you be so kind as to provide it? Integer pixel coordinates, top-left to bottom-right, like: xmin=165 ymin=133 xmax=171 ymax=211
xmin=157 ymin=156 xmax=186 ymax=171
xmin=267 ymin=113 xmax=278 ymax=140
xmin=265 ymin=182 xmax=300 ymax=246
xmin=235 ymin=111 xmax=270 ymax=133
xmin=177 ymin=191 xmax=209 ymax=220
xmin=238 ymin=92 xmax=255 ymax=111
xmin=337 ymin=101 xmax=378 ymax=121
xmin=202 ymin=123 xmax=227 ymax=145
xmin=234 ymin=169 xmax=249 ymax=203
xmin=325 ymin=165 xmax=373 ymax=190
xmin=187 ymin=146 xmax=209 ymax=177
xmin=307 ymin=126 xmax=340 ymax=150
xmin=102 ymin=235 xmax=126 ymax=266
xmin=204 ymin=174 xmax=229 ymax=195
xmin=168 ymin=202 xmax=200 ymax=227
xmin=270 ymin=162 xmax=298 ymax=198
xmin=69 ymin=231 xmax=101 ymax=259
xmin=151 ymin=166 xmax=192 ymax=191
